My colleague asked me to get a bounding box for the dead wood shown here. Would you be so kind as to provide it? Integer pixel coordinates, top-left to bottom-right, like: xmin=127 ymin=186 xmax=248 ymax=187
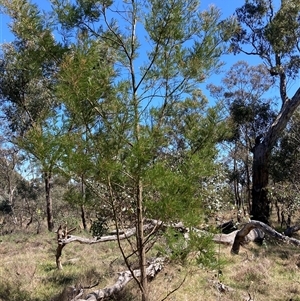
xmin=213 ymin=228 xmax=264 ymax=246
xmin=207 ymin=279 xmax=234 ymax=294
xmin=71 ymin=257 xmax=164 ymax=301
xmin=54 ymin=219 xmax=300 ymax=299
xmin=284 ymin=224 xmax=300 ymax=237
xmin=231 ymin=220 xmax=300 ymax=254
xmin=55 ymin=225 xmax=77 ymax=269
xmin=216 ymin=220 xmax=236 ymax=233
xmin=213 ymin=230 xmax=239 ymax=245
xmin=55 ymin=219 xmax=267 ymax=269
xmin=56 ymin=219 xmax=265 ymax=270
xmin=55 ymin=221 xmax=163 ymax=269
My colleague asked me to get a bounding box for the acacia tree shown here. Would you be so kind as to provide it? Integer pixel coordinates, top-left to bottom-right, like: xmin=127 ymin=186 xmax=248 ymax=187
xmin=232 ymin=0 xmax=300 ymax=224
xmin=51 ymin=0 xmax=234 ymax=300
xmin=0 ymin=0 xmax=235 ymax=299
xmin=209 ymin=61 xmax=276 ymax=213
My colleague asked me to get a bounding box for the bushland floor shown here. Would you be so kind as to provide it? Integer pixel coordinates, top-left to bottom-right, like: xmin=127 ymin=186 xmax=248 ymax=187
xmin=1 ymin=224 xmax=300 ymax=301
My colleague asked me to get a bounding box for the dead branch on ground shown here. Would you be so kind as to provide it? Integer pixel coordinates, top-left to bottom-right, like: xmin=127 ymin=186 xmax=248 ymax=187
xmin=71 ymin=257 xmax=165 ymax=301
xmin=231 ymin=220 xmax=300 ymax=254
xmin=55 ymin=220 xmax=163 ymax=269
xmin=213 ymin=228 xmax=264 ymax=246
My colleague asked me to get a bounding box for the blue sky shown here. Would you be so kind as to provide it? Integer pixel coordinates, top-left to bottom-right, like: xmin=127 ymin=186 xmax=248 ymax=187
xmin=0 ymin=0 xmax=296 ymax=102
xmin=0 ymin=0 xmax=240 ymax=42
xmin=0 ymin=1 xmax=273 ymax=68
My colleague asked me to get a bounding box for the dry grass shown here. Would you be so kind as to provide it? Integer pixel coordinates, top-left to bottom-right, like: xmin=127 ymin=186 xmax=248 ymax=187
xmin=1 ymin=224 xmax=300 ymax=301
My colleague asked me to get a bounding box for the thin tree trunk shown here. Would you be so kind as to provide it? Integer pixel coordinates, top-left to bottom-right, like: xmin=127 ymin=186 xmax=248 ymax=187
xmin=245 ymin=153 xmax=252 ymax=212
xmin=81 ymin=204 xmax=87 ymax=230
xmin=44 ymin=171 xmax=54 ymax=232
xmin=136 ymin=180 xmax=148 ymax=301
xmin=81 ymin=176 xmax=87 ymax=230
xmin=8 ymin=186 xmax=16 ymax=221
xmin=233 ymin=151 xmax=241 ymax=208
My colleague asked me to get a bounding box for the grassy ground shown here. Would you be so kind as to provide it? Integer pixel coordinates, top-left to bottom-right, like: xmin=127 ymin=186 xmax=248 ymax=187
xmin=1 ymin=224 xmax=300 ymax=301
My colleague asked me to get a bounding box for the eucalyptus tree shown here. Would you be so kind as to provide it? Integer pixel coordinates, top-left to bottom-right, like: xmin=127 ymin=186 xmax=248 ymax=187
xmin=0 ymin=1 xmax=67 ymax=231
xmin=270 ymin=109 xmax=300 ymax=225
xmin=52 ymin=0 xmax=235 ymax=300
xmin=232 ymin=0 xmax=300 ymax=224
xmin=208 ymin=61 xmax=276 ymax=212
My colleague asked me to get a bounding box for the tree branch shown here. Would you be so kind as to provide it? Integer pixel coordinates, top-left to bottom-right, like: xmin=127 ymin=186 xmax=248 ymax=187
xmin=264 ymin=87 xmax=300 ymax=151
xmin=56 ymin=221 xmax=163 ymax=269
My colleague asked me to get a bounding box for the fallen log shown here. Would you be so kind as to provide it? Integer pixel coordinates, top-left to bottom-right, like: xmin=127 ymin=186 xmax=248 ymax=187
xmin=216 ymin=220 xmax=236 ymax=234
xmin=71 ymin=257 xmax=165 ymax=301
xmin=56 ymin=219 xmax=266 ymax=269
xmin=56 ymin=219 xmax=268 ymax=269
xmin=284 ymin=224 xmax=300 ymax=237
xmin=213 ymin=228 xmax=264 ymax=245
xmin=55 ymin=221 xmax=163 ymax=269
xmin=231 ymin=220 xmax=300 ymax=254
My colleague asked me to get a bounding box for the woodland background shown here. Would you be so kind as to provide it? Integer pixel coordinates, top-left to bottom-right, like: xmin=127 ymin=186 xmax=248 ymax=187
xmin=0 ymin=0 xmax=300 ymax=300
